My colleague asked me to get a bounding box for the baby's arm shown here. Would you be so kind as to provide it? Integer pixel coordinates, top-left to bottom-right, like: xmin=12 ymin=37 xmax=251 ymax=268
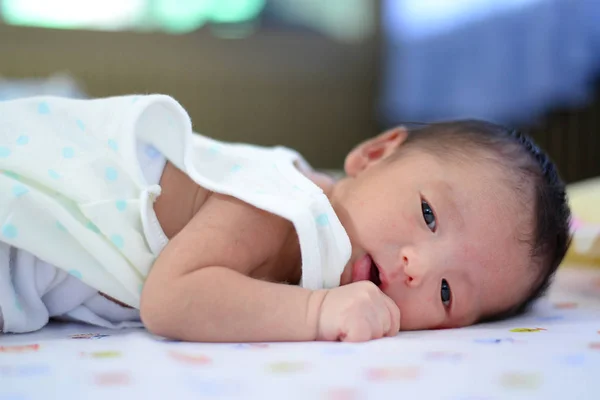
xmin=141 ymin=193 xmax=327 ymax=342
xmin=143 ymin=266 xmax=325 ymax=342
xmin=141 ymin=193 xmax=400 ymax=342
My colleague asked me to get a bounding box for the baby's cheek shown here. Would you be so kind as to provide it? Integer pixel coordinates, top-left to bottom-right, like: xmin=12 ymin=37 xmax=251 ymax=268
xmin=384 ymin=286 xmax=404 ymax=310
xmin=459 ymin=241 xmax=472 ymax=258
xmin=386 ymin=287 xmax=437 ymax=327
xmin=396 ymin=302 xmax=440 ymax=331
xmin=454 ymin=240 xmax=485 ymax=270
xmin=390 ymin=210 xmax=420 ymax=244
xmin=406 ymin=208 xmax=420 ymax=231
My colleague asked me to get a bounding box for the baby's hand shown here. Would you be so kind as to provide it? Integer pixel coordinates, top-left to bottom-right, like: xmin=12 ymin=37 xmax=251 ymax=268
xmin=317 ymin=281 xmax=401 ymax=342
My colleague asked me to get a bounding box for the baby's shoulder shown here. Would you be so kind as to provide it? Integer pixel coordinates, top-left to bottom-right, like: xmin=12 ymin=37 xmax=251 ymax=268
xmin=157 ymin=183 xmax=294 ymax=278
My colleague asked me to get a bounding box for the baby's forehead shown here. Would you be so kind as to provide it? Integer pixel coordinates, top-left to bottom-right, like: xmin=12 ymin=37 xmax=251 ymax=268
xmin=400 ymin=145 xmax=509 ymax=178
xmin=437 ymin=155 xmax=526 ymax=210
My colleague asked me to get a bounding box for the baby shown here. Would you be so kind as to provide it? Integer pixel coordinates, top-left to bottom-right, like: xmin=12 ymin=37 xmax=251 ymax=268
xmin=0 ymin=95 xmax=571 ymax=342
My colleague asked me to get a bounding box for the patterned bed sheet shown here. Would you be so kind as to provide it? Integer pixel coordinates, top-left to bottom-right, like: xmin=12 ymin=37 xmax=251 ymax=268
xmin=1 ymin=266 xmax=599 ymax=400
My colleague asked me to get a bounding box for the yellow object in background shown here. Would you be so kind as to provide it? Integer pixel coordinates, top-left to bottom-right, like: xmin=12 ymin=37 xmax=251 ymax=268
xmin=564 ymin=177 xmax=600 ymax=267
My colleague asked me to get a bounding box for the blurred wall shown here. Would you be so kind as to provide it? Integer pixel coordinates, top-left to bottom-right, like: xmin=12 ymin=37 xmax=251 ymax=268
xmin=0 ymin=23 xmax=380 ymax=168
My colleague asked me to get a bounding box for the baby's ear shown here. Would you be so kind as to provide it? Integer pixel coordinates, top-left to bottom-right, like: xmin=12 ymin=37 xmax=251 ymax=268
xmin=344 ymin=127 xmax=408 ymax=176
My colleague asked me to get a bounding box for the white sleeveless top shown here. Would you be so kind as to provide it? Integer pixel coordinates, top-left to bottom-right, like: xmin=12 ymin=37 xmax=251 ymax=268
xmin=0 ymin=95 xmax=351 ymax=333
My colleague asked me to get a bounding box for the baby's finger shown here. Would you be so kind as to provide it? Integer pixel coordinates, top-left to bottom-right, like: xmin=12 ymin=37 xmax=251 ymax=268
xmin=378 ymin=306 xmax=391 ymax=336
xmin=383 ymin=295 xmax=401 ymax=336
xmin=342 ymin=320 xmax=373 ymax=342
xmin=367 ymin=311 xmax=385 ymax=340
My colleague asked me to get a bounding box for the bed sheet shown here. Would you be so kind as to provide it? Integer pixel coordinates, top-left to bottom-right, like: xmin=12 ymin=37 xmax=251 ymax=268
xmin=1 ymin=266 xmax=599 ymax=400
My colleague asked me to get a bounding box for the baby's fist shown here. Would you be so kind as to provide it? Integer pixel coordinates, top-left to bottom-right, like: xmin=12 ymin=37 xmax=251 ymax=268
xmin=317 ymin=281 xmax=400 ymax=342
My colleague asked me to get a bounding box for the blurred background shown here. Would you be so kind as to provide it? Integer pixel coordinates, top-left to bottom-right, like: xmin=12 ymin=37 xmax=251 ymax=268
xmin=0 ymin=0 xmax=599 ymax=183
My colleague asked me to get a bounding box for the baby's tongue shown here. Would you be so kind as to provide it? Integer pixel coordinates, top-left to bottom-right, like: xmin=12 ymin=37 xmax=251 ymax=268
xmin=352 ymin=254 xmax=372 ymax=283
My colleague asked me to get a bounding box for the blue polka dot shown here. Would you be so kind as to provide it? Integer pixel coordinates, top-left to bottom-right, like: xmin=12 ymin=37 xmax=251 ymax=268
xmin=2 ymin=224 xmax=18 ymax=239
xmin=55 ymin=221 xmax=67 ymax=232
xmin=37 ymin=102 xmax=50 ymax=114
xmin=132 ymin=96 xmax=139 ymax=103
xmin=105 ymin=167 xmax=118 ymax=181
xmin=208 ymin=144 xmax=221 ymax=155
xmin=16 ymin=135 xmax=29 ymax=145
xmin=62 ymin=147 xmax=75 ymax=159
xmin=110 ymin=234 xmax=124 ymax=249
xmin=145 ymin=145 xmax=160 ymax=159
xmin=86 ymin=221 xmax=101 ymax=233
xmin=230 ymin=164 xmax=242 ymax=173
xmin=537 ymin=315 xmax=565 ymax=322
xmin=0 ymin=147 xmax=11 ymax=157
xmin=316 ymin=214 xmax=329 ymax=227
xmin=4 ymin=171 xmax=20 ymax=180
xmin=115 ymin=200 xmax=127 ymax=211
xmin=15 ymin=298 xmax=23 ymax=312
xmin=474 ymin=338 xmax=514 ymax=344
xmin=68 ymin=269 xmax=82 ymax=279
xmin=12 ymin=184 xmax=29 ymax=197
xmin=76 ymin=119 xmax=85 ymax=131
xmin=48 ymin=169 xmax=61 ymax=180
xmin=138 ymin=283 xmax=144 ymax=294
xmin=561 ymin=354 xmax=586 ymax=365
xmin=108 ymin=139 xmax=118 ymax=151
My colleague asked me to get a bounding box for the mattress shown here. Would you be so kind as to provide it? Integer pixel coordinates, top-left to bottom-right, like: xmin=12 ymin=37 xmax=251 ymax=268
xmin=1 ymin=265 xmax=599 ymax=400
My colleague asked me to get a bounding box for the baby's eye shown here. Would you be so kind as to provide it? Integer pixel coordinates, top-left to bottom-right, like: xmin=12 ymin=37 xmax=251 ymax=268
xmin=421 ymin=200 xmax=436 ymax=231
xmin=441 ymin=279 xmax=451 ymax=307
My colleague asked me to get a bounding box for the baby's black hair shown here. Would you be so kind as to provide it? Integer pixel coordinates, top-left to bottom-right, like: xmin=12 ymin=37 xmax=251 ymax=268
xmin=398 ymin=120 xmax=572 ymax=321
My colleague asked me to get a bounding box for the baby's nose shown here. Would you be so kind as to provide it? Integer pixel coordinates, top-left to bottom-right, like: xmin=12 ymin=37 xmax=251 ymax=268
xmin=388 ymin=255 xmax=408 ymax=283
xmin=393 ymin=251 xmax=421 ymax=287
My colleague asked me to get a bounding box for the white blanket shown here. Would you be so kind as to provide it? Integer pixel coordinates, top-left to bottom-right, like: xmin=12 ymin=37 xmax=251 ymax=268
xmin=1 ymin=267 xmax=599 ymax=400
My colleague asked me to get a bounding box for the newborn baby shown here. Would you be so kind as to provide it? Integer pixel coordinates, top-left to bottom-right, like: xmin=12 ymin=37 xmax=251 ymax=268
xmin=0 ymin=95 xmax=570 ymax=342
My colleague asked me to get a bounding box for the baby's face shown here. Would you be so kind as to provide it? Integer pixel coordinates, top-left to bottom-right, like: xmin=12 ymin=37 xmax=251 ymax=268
xmin=332 ymin=133 xmax=535 ymax=330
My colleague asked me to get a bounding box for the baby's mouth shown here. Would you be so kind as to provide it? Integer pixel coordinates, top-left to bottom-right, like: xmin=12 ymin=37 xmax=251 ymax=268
xmin=352 ymin=253 xmax=382 ymax=287
xmin=369 ymin=257 xmax=382 ymax=287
